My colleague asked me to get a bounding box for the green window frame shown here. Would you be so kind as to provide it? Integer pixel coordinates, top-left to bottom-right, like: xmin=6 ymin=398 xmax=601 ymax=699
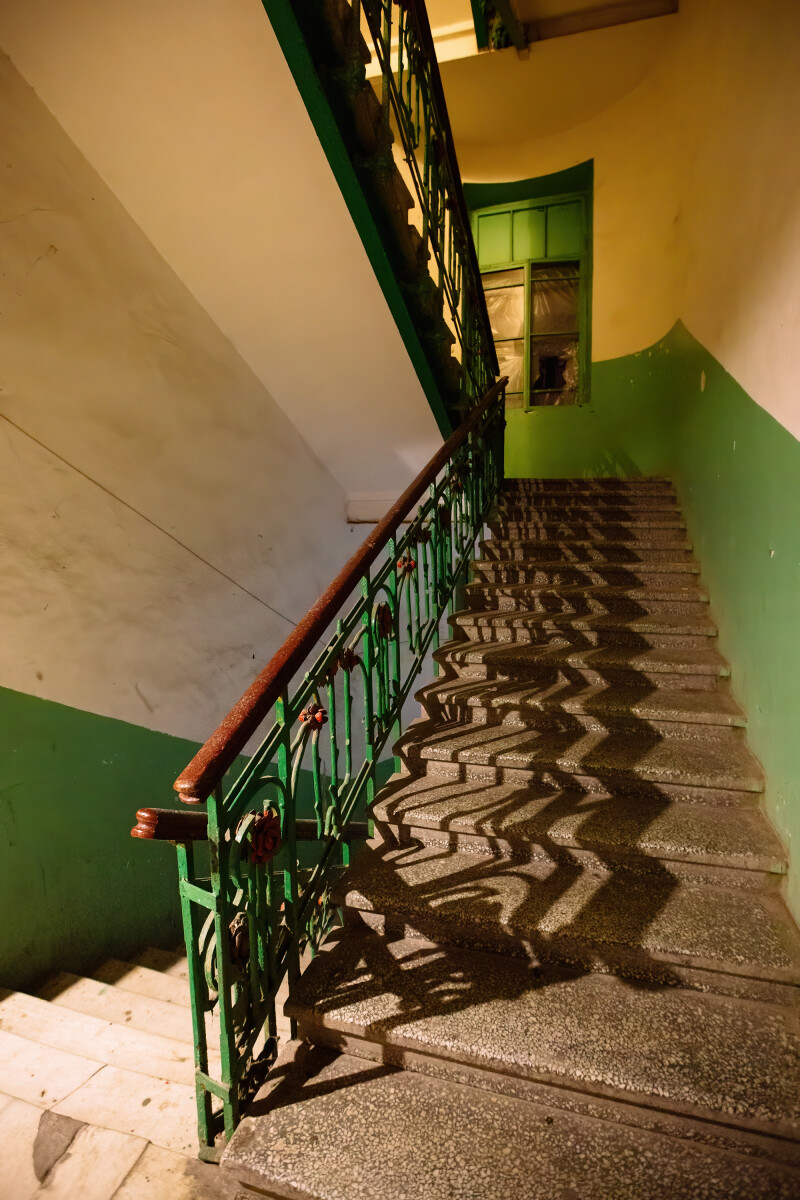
xmin=471 ymin=193 xmax=591 ymax=408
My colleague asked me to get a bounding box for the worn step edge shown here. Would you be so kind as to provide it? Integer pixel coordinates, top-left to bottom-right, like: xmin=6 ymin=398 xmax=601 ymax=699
xmin=220 ymin=1041 xmax=800 ymax=1200
xmin=91 ymin=959 xmax=190 ymax=1008
xmin=435 ymin=639 xmax=730 ymax=677
xmin=0 ymin=988 xmax=198 ymax=1087
xmin=288 ymin=932 xmax=800 ymax=1145
xmin=418 ymin=680 xmax=746 ymax=728
xmin=372 ymin=778 xmax=784 ymax=878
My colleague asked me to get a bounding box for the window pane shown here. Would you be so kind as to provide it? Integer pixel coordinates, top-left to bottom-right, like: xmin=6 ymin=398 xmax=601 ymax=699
xmin=532 ymin=268 xmax=579 ymax=335
xmin=496 ymin=339 xmax=525 ymax=394
xmin=482 ymin=268 xmax=524 ymax=290
xmin=486 ymin=286 xmax=524 ymax=339
xmin=531 ymin=335 xmax=579 ymax=397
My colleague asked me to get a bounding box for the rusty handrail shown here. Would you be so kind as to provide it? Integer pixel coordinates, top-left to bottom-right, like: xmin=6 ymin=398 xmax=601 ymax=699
xmin=174 ymin=378 xmax=506 ymax=805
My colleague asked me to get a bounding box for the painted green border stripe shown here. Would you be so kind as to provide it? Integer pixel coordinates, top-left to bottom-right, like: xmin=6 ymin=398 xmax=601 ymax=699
xmin=259 ymin=0 xmax=453 ymax=438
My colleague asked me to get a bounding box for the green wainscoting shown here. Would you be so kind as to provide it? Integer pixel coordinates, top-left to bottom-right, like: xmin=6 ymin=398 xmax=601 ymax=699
xmin=0 ymin=687 xmax=389 ymax=989
xmin=505 ymin=320 xmax=800 ymax=919
xmin=0 ymin=687 xmax=195 ymax=989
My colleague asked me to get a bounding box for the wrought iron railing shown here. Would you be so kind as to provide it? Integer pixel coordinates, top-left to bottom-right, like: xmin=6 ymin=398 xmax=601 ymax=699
xmin=360 ymin=0 xmax=496 ymax=406
xmin=264 ymin=0 xmax=498 ymax=423
xmin=132 ymin=381 xmax=506 ymax=1155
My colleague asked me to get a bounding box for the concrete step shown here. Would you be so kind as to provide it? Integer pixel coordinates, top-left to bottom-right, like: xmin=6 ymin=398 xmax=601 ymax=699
xmin=435 ymin=638 xmax=730 ymax=691
xmin=462 ymin=581 xmax=710 ymax=616
xmin=221 ymin=1040 xmax=800 ymax=1199
xmin=400 ymin=718 xmax=764 ymax=793
xmin=495 ymin=497 xmax=684 ymax=516
xmin=502 ymin=477 xmax=676 ymax=494
xmin=372 ymin=773 xmax=786 ymax=879
xmin=130 ymin=947 xmax=189 ymax=980
xmin=470 ymin=558 xmax=701 ymax=587
xmin=337 ymin=843 xmax=800 ymax=990
xmin=288 ymin=932 xmax=800 ymax=1149
xmin=450 ymin=608 xmax=718 ymax=650
xmin=491 ymin=504 xmax=685 ymax=522
xmin=480 ymin=538 xmax=695 ymax=563
xmin=487 ymin=520 xmax=689 ymax=542
xmin=418 ymin=677 xmax=746 ymax=733
xmin=37 ymin=972 xmax=201 ymax=1047
xmin=90 ymin=959 xmax=190 ymax=1008
xmin=0 ymin=989 xmax=197 ymax=1087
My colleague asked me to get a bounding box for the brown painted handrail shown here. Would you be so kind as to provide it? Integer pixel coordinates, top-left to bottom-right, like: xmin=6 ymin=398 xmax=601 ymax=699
xmin=174 ymin=378 xmax=506 ymax=805
xmin=132 ymin=808 xmax=370 ymax=843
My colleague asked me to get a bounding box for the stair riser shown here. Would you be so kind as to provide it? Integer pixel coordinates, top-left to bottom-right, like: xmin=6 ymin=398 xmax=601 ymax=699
xmin=471 ymin=567 xmax=700 ymax=587
xmin=488 ymin=524 xmax=688 ymax=542
xmin=441 ymin=662 xmax=726 ymax=691
xmin=454 ymin=626 xmax=715 ymax=650
xmin=373 ymin=821 xmax=786 ymax=891
xmin=480 ymin=545 xmax=695 ymax=564
xmin=501 ymin=483 xmax=676 ymax=495
xmin=424 ymin=702 xmax=742 ymax=743
xmin=495 ymin=502 xmax=683 ymax=517
xmin=463 ymin=591 xmax=709 ymax=617
xmin=343 ymin=907 xmax=799 ymax=998
xmin=290 ymin=1022 xmax=800 ymax=1168
xmin=413 ymin=753 xmax=761 ymax=795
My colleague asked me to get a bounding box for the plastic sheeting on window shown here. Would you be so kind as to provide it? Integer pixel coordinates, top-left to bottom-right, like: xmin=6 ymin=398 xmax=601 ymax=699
xmin=531 ymin=266 xmax=580 ymax=336
xmin=485 ymin=286 xmax=525 ymax=340
xmin=482 ymin=267 xmax=524 ymax=290
xmin=496 ymin=339 xmax=525 ymax=394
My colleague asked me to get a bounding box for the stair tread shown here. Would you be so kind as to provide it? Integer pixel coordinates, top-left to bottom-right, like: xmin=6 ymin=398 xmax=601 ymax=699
xmin=288 ymin=931 xmax=800 ymax=1139
xmin=464 ymin=582 xmax=709 ymax=602
xmin=37 ymin=972 xmax=201 ymax=1048
xmin=0 ymin=989 xmax=197 ymax=1086
xmin=91 ymin=959 xmax=190 ymax=1008
xmin=221 ymin=1041 xmax=800 ymax=1199
xmin=131 ymin=947 xmax=189 ymax=980
xmin=373 ymin=774 xmax=785 ymax=870
xmin=452 ymin=609 xmax=718 ymax=636
xmin=404 ymin=719 xmax=763 ymax=791
xmin=438 ymin=638 xmax=730 ymax=676
xmin=423 ymin=678 xmax=745 ymax=726
xmin=339 ymin=844 xmax=800 ymax=981
xmin=482 ymin=538 xmax=694 ymax=555
xmin=473 ymin=557 xmax=701 ymax=574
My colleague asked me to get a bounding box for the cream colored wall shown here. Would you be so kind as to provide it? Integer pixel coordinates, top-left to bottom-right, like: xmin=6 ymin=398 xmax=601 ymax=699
xmin=0 ymin=0 xmax=442 ymax=499
xmin=0 ymin=51 xmax=363 ymax=743
xmin=446 ymin=0 xmax=800 ymax=439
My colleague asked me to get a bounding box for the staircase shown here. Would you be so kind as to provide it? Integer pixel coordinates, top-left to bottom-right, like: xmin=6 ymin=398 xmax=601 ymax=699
xmin=0 ymin=947 xmax=251 ymax=1198
xmin=220 ymin=477 xmax=800 ymax=1198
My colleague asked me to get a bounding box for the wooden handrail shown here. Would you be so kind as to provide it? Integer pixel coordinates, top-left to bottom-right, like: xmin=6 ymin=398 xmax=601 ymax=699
xmin=406 ymin=0 xmax=497 ymax=375
xmin=174 ymin=379 xmax=506 ymax=805
xmin=131 ymin=808 xmax=370 ymax=843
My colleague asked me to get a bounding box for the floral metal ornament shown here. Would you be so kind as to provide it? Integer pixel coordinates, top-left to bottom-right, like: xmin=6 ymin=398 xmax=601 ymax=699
xmin=299 ymin=702 xmax=328 ymax=729
xmin=338 ymin=646 xmax=359 ymax=672
xmin=437 ymin=503 xmax=451 ymax=531
xmin=449 ymin=472 xmax=464 ymax=494
xmin=228 ymin=912 xmax=249 ymax=969
xmin=248 ymin=809 xmax=282 ymax=865
xmin=375 ymin=602 xmax=394 ymax=639
xmin=397 ymin=553 xmax=416 ymax=577
xmin=417 ymin=527 xmax=432 ymax=545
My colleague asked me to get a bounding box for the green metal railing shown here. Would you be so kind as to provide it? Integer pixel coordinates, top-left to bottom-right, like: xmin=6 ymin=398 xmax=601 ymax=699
xmin=264 ymin=0 xmax=498 ymax=424
xmin=359 ymin=0 xmax=496 ymax=405
xmin=133 ymin=381 xmax=506 ymax=1155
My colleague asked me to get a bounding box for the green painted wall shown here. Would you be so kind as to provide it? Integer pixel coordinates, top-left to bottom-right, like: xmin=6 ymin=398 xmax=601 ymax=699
xmin=506 ymin=320 xmax=800 ymax=919
xmin=0 ymin=685 xmax=388 ymax=989
xmin=0 ymin=686 xmax=196 ymax=989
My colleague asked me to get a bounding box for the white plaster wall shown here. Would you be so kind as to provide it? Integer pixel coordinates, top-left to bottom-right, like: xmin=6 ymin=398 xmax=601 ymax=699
xmin=0 ymin=0 xmax=442 ymax=498
xmin=445 ymin=0 xmax=800 ymax=438
xmin=0 ymin=52 xmax=363 ymax=743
